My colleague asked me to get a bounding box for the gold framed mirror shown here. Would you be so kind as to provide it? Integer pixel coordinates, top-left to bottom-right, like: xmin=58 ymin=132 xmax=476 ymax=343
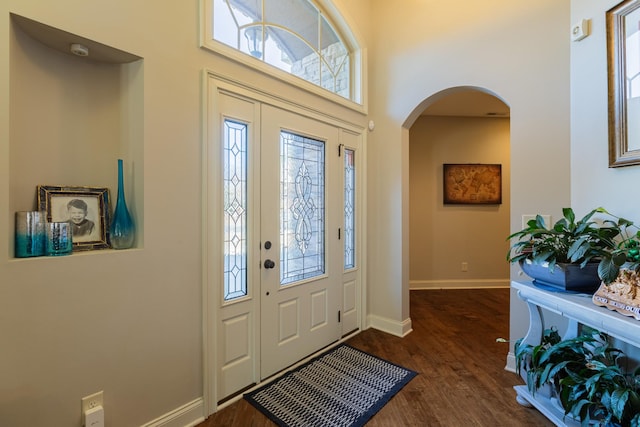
xmin=608 ymin=0 xmax=640 ymax=167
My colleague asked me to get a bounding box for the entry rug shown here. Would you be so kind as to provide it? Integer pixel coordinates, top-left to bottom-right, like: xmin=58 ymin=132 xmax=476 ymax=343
xmin=244 ymin=344 xmax=417 ymax=427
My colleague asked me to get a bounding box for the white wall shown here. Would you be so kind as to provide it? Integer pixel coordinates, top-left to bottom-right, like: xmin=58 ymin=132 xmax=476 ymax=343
xmin=570 ymin=0 xmax=640 ymax=217
xmin=367 ymin=0 xmax=571 ymax=345
xmin=409 ymin=116 xmax=510 ymax=289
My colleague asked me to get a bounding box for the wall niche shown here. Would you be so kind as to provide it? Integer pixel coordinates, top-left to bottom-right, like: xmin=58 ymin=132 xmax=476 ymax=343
xmin=9 ymin=14 xmax=144 ymax=257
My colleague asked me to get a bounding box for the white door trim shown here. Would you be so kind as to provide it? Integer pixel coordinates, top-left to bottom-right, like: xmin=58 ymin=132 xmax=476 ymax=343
xmin=202 ymin=69 xmax=368 ymax=415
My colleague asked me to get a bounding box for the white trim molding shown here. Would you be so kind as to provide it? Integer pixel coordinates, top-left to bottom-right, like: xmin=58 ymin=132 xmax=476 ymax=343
xmin=140 ymin=398 xmax=205 ymax=427
xmin=367 ymin=314 xmax=413 ymax=337
xmin=410 ymin=279 xmax=510 ymax=290
xmin=504 ymin=351 xmax=517 ymax=374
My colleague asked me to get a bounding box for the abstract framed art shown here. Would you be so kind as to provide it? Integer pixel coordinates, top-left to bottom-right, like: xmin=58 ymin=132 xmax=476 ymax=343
xmin=443 ymin=164 xmax=502 ymax=205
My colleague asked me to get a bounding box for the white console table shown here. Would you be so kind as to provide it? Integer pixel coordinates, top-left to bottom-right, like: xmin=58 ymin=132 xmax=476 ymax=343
xmin=511 ymin=280 xmax=640 ymax=426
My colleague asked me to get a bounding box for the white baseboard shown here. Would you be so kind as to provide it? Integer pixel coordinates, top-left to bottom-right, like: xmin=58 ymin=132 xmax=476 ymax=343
xmin=367 ymin=314 xmax=413 ymax=337
xmin=141 ymin=398 xmax=205 ymax=427
xmin=504 ymin=351 xmax=517 ymax=374
xmin=410 ymin=279 xmax=510 ymax=290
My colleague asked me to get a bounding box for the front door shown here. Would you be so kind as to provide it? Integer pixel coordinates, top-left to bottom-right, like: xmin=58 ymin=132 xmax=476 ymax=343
xmin=210 ymin=83 xmax=360 ymax=405
xmin=260 ymin=104 xmax=342 ymax=379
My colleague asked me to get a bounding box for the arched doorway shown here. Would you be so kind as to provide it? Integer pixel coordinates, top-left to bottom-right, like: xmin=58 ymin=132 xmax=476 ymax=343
xmin=406 ymin=86 xmax=511 ymax=291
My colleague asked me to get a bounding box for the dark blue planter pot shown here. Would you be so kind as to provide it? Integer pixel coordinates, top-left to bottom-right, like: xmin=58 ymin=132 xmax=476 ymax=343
xmin=520 ymin=260 xmax=601 ymax=293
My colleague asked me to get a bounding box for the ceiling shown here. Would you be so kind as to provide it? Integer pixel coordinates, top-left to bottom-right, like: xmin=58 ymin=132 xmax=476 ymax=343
xmin=422 ymin=91 xmax=510 ymax=118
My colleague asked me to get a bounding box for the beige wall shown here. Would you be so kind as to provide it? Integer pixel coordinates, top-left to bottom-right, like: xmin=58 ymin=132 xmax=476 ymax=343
xmin=367 ymin=0 xmax=570 ymax=343
xmin=409 ymin=116 xmax=510 ymax=289
xmin=0 ymin=1 xmax=370 ymax=426
xmin=0 ymin=0 xmax=590 ymax=424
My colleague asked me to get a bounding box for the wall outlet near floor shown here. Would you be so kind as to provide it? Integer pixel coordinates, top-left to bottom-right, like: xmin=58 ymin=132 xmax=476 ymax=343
xmin=461 ymin=262 xmax=468 ymax=272
xmin=82 ymin=391 xmax=103 ymax=422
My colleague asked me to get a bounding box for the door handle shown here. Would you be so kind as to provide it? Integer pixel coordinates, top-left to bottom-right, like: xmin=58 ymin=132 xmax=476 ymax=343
xmin=264 ymin=259 xmax=275 ymax=269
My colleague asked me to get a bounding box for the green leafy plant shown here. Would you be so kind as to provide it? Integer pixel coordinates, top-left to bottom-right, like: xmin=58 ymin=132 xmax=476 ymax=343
xmin=515 ymin=327 xmax=640 ymax=426
xmin=507 ymin=207 xmax=640 ymax=284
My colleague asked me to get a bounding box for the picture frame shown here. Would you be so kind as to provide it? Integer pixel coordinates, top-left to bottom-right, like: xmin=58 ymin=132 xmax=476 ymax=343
xmin=37 ymin=185 xmax=111 ymax=251
xmin=443 ymin=164 xmax=502 ymax=205
xmin=607 ymin=0 xmax=640 ymax=167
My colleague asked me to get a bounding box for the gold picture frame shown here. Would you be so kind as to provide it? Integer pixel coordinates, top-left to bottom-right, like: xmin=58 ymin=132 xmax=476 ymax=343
xmin=608 ymin=0 xmax=640 ymax=167
xmin=443 ymin=164 xmax=502 ymax=205
xmin=37 ymin=185 xmax=111 ymax=251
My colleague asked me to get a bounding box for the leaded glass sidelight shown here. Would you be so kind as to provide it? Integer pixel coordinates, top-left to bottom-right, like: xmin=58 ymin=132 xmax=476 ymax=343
xmin=223 ymin=120 xmax=249 ymax=301
xmin=280 ymin=131 xmax=325 ymax=285
xmin=344 ymin=148 xmax=355 ymax=269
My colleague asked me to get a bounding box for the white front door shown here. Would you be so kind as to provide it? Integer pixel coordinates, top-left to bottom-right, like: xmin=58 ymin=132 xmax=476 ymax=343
xmin=260 ymin=104 xmax=342 ymax=379
xmin=208 ymin=79 xmax=362 ymax=405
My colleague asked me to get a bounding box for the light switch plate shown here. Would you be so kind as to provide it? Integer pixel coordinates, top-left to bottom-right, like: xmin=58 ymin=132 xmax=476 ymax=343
xmin=522 ymin=214 xmax=551 ymax=229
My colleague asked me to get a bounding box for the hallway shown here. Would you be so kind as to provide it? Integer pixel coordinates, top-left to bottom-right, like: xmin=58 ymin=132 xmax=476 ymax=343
xmin=199 ymin=289 xmax=552 ymax=426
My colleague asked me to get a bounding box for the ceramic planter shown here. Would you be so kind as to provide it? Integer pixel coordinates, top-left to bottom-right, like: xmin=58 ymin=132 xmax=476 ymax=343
xmin=519 ymin=260 xmax=601 ymax=293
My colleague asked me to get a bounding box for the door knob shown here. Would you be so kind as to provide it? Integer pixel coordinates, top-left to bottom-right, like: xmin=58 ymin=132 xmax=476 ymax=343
xmin=264 ymin=259 xmax=275 ymax=269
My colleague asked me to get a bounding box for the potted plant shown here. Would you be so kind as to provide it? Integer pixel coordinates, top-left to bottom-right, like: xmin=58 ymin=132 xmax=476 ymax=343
xmin=515 ymin=327 xmax=640 ymax=426
xmin=507 ymin=207 xmax=640 ymax=291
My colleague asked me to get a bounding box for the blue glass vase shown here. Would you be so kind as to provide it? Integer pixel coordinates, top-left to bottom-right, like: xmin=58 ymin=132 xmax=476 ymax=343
xmin=110 ymin=159 xmax=135 ymax=249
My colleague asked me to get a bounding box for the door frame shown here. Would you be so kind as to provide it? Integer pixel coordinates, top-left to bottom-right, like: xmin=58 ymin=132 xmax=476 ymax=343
xmin=202 ymin=69 xmax=368 ymax=416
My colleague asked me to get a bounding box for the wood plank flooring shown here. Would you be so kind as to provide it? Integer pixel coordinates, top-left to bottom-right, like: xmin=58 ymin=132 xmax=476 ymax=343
xmin=197 ymin=289 xmax=553 ymax=426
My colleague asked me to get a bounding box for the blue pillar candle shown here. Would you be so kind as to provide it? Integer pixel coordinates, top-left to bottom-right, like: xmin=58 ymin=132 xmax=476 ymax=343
xmin=15 ymin=211 xmax=47 ymax=257
xmin=46 ymin=222 xmax=73 ymax=256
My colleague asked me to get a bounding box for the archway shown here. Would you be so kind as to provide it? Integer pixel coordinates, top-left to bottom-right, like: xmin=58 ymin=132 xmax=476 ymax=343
xmin=405 ymin=86 xmax=511 ymax=296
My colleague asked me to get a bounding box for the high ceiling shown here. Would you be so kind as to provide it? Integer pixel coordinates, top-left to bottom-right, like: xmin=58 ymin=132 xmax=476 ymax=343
xmin=422 ymin=91 xmax=510 ymax=118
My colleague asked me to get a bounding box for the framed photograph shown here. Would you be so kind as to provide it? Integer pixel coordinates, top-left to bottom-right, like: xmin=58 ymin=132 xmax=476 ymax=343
xmin=607 ymin=0 xmax=640 ymax=167
xmin=443 ymin=164 xmax=502 ymax=205
xmin=37 ymin=185 xmax=111 ymax=251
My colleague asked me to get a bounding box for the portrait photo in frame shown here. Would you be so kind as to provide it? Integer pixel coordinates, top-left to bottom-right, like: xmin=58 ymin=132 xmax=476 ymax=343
xmin=37 ymin=185 xmax=111 ymax=250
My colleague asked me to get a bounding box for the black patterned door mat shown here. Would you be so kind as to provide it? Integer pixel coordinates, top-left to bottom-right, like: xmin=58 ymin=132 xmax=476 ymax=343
xmin=244 ymin=344 xmax=417 ymax=427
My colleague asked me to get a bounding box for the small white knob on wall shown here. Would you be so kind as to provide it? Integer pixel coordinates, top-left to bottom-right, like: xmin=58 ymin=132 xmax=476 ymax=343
xmin=571 ymin=19 xmax=590 ymax=42
xmin=368 ymin=120 xmax=375 ymax=131
xmin=70 ymin=43 xmax=89 ymax=56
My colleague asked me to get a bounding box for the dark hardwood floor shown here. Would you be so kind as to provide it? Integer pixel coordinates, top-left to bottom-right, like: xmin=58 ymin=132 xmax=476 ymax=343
xmin=198 ymin=289 xmax=553 ymax=426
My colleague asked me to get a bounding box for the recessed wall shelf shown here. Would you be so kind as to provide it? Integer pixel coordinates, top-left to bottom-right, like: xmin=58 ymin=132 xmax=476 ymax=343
xmin=9 ymin=13 xmax=144 ymax=258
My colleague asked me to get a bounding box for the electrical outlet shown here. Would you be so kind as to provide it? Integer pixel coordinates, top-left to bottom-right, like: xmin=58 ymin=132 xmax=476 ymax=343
xmin=82 ymin=391 xmax=103 ymax=419
xmin=522 ymin=214 xmax=551 ymax=229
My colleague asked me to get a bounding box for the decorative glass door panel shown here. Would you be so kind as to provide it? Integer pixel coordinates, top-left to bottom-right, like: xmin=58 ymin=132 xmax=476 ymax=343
xmin=224 ymin=119 xmax=248 ymax=301
xmin=260 ymin=105 xmax=340 ymax=379
xmin=344 ymin=148 xmax=355 ymax=269
xmin=280 ymin=131 xmax=325 ymax=285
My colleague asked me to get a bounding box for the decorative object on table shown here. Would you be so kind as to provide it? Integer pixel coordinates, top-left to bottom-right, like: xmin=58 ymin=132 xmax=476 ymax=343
xmin=442 ymin=163 xmax=501 ymax=204
xmin=37 ymin=185 xmax=111 ymax=251
xmin=515 ymin=326 xmax=640 ymax=426
xmin=507 ymin=207 xmax=640 ymax=292
xmin=14 ymin=211 xmax=47 ymax=258
xmin=244 ymin=344 xmax=417 ymax=427
xmin=46 ymin=221 xmax=73 ymax=256
xmin=607 ymin=0 xmax=640 ymax=168
xmin=109 ymin=159 xmax=135 ymax=249
xmin=593 ymin=268 xmax=640 ymax=320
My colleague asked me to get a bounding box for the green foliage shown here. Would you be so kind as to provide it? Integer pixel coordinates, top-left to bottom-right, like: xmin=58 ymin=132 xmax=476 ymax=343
xmin=507 ymin=207 xmax=640 ymax=284
xmin=515 ymin=327 xmax=640 ymax=426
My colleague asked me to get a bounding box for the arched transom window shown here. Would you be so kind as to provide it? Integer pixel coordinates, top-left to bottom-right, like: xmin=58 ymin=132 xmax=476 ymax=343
xmin=206 ymin=0 xmax=358 ymax=103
